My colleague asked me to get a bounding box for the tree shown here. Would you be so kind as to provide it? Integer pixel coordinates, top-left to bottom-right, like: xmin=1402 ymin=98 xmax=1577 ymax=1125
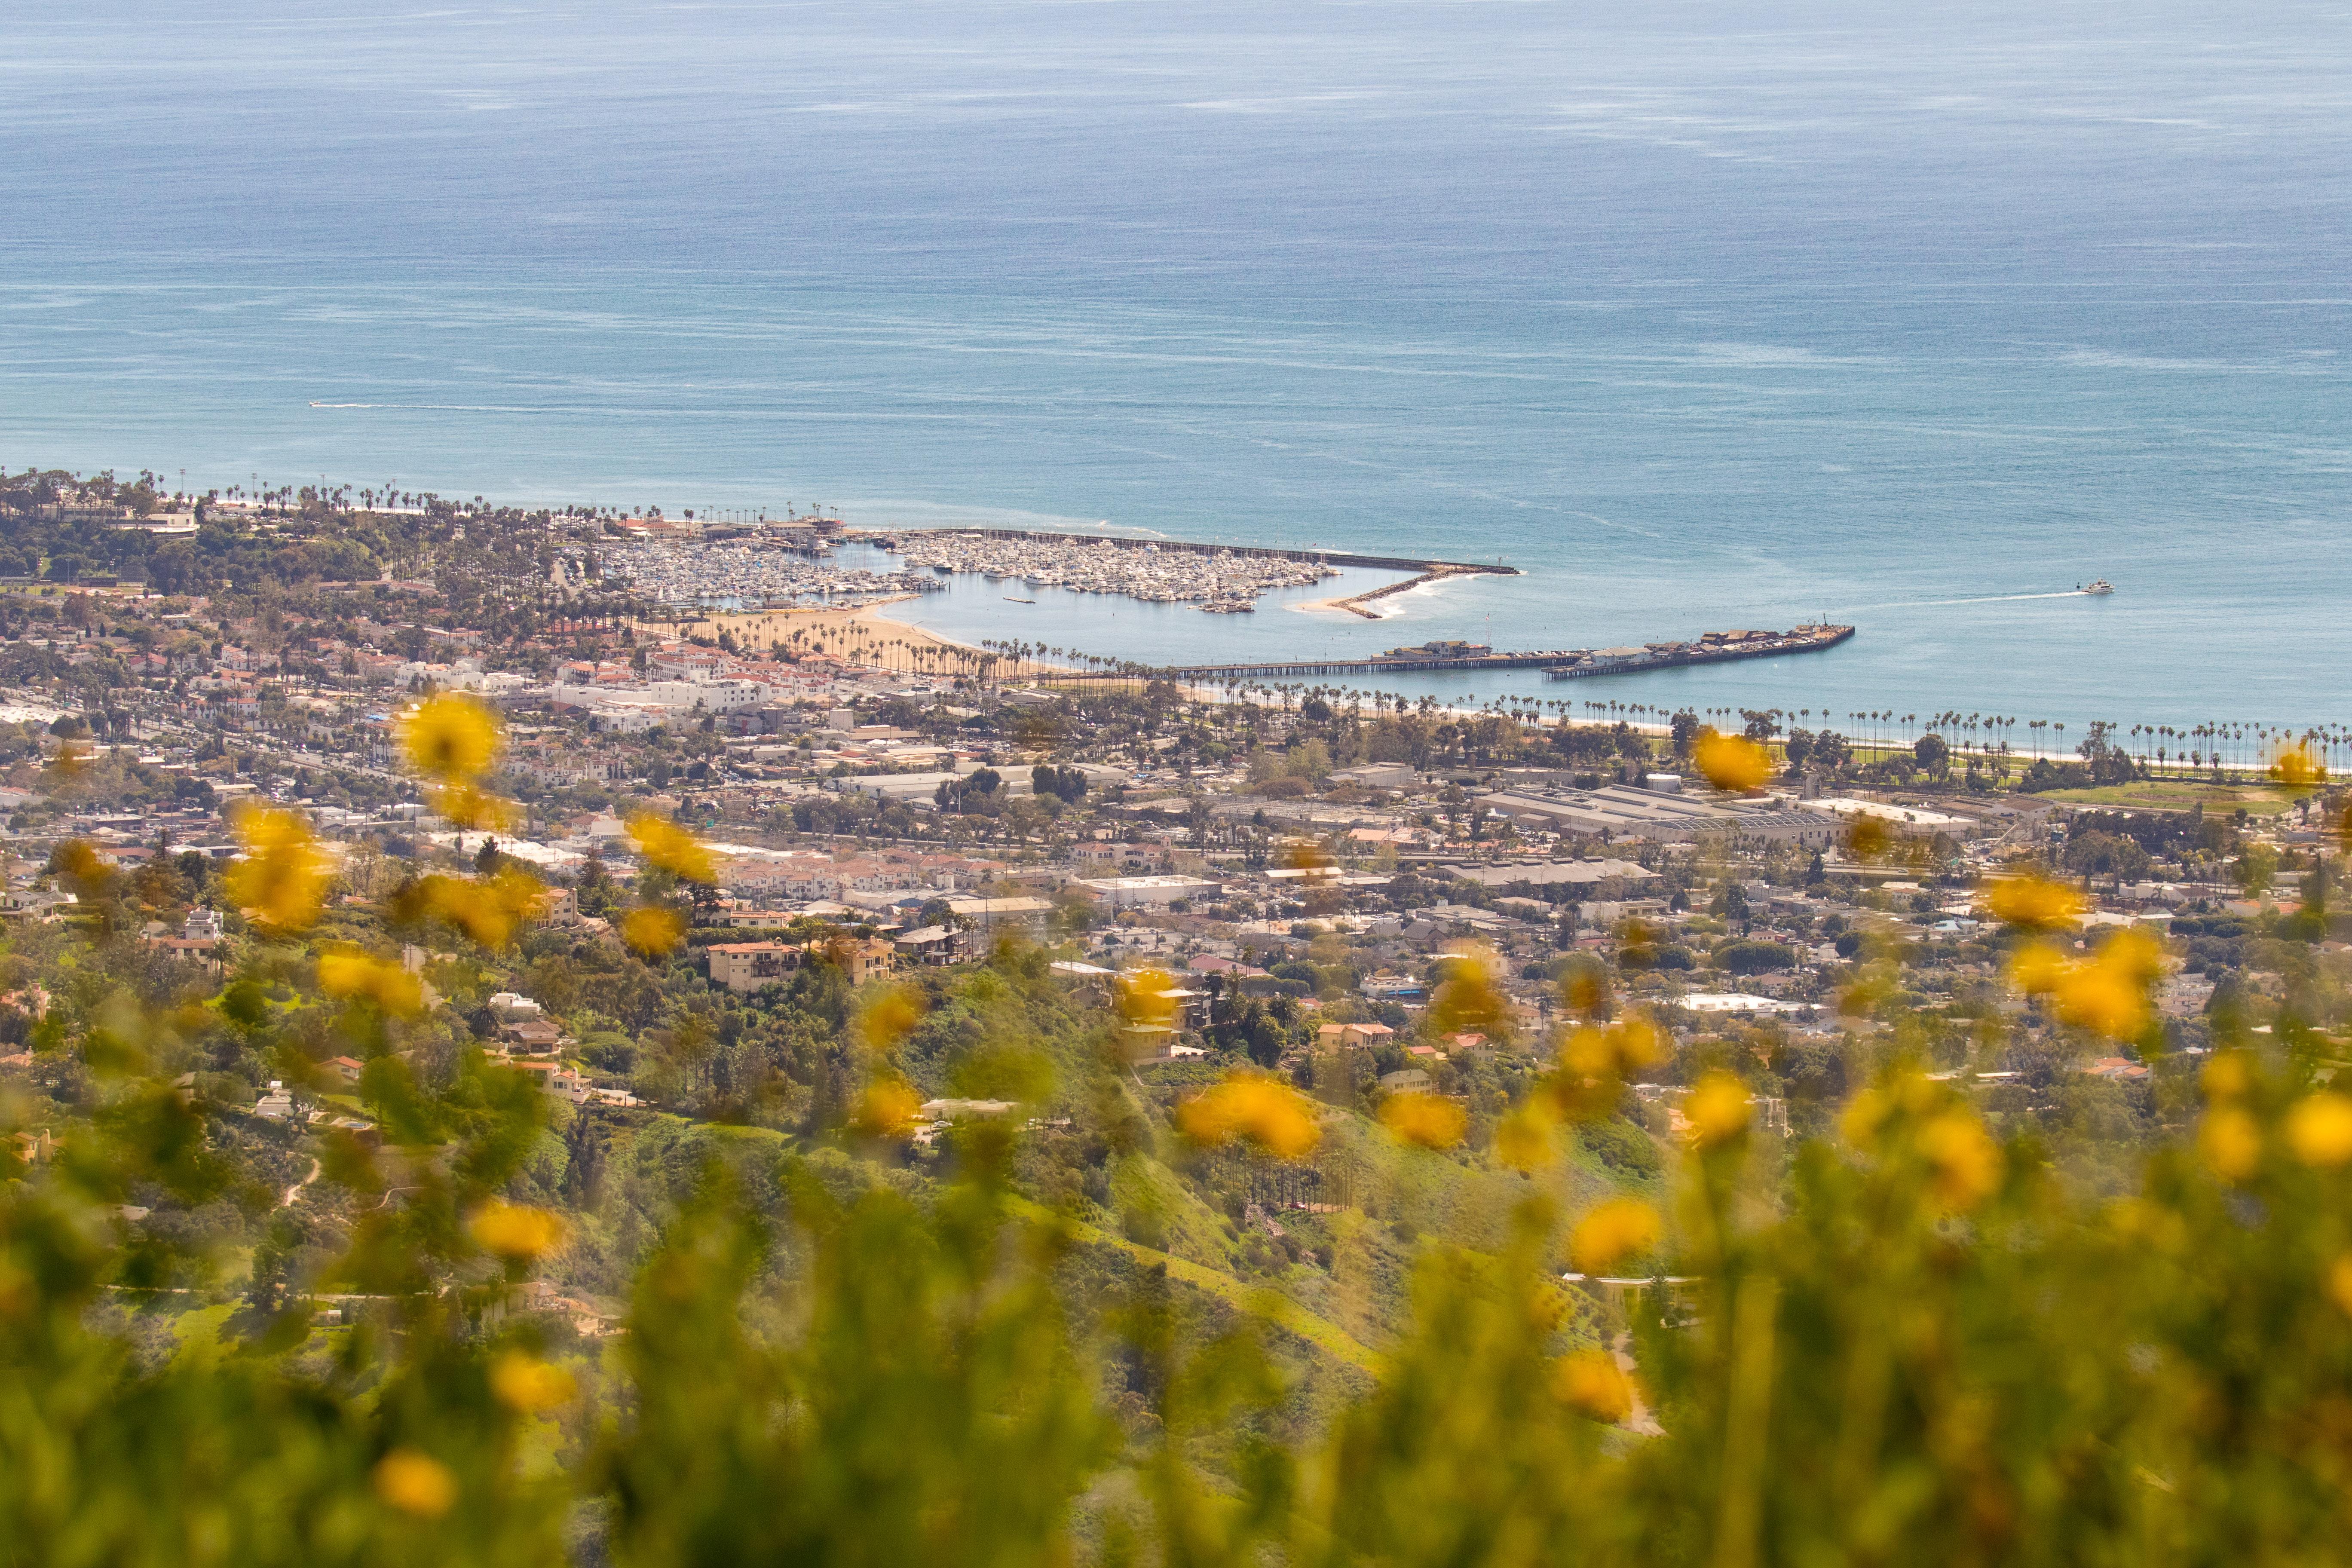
xmin=1914 ymin=733 xmax=1949 ymax=775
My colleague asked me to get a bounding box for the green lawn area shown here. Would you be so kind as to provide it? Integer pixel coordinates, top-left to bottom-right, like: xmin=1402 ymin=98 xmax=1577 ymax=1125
xmin=1004 ymin=1194 xmax=1385 ymax=1374
xmin=2034 ymin=779 xmax=2302 ymax=815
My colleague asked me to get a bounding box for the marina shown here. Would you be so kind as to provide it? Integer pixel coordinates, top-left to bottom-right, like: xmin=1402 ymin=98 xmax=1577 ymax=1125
xmin=863 ymin=527 xmax=1514 ymax=614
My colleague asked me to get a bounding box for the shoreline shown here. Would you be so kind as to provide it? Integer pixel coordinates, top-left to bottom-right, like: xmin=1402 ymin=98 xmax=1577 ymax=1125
xmin=1289 ymin=564 xmax=1479 ymax=621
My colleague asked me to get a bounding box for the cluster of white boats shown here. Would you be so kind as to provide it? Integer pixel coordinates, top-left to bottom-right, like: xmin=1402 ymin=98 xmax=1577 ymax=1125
xmin=879 ymin=533 xmax=1338 ymax=612
xmin=604 ymin=539 xmax=934 ymax=608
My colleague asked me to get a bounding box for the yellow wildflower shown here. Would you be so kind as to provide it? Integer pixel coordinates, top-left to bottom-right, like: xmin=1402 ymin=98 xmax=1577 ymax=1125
xmin=1114 ymin=968 xmax=1182 ymax=1028
xmin=1845 ymin=814 xmax=1893 ymax=862
xmin=2199 ymin=1107 xmax=2262 ymax=1183
xmin=1550 ymin=1350 xmax=1635 ymax=1424
xmin=417 ymin=867 xmax=544 ymax=950
xmin=1985 ymin=875 xmax=2086 ymax=930
xmin=627 ymin=811 xmax=719 ymax=883
xmin=1562 ymin=1026 xmax=1614 ymax=1079
xmin=489 ymin=1351 xmax=578 ymax=1412
xmin=1559 ymin=956 xmax=1611 ymax=1019
xmin=1429 ymin=943 xmax=1512 ymax=1042
xmin=469 ymin=1201 xmax=568 ymax=1261
xmin=2286 ymin=1093 xmax=2352 ymax=1168
xmin=432 ymin=782 xmax=516 ymax=833
xmin=621 ymin=904 xmax=688 ymax=959
xmin=1568 ymin=1197 xmax=1662 ymax=1275
xmin=1918 ymin=1111 xmax=2000 ymax=1210
xmin=374 ymin=1449 xmax=458 ymax=1518
xmin=51 ymin=839 xmax=116 ymax=900
xmin=317 ymin=948 xmax=424 ymax=1017
xmin=1562 ymin=1015 xmax=1664 ymax=1081
xmin=1684 ymin=1071 xmax=1752 ymax=1147
xmin=1494 ymin=1096 xmax=1562 ymax=1170
xmin=2007 ymin=940 xmax=2070 ymax=995
xmin=2202 ymin=1051 xmax=2252 ymax=1101
xmin=1175 ymin=1072 xmax=1322 ymax=1161
xmin=398 ymin=692 xmax=503 ymax=784
xmin=849 ymin=1079 xmax=921 ymax=1139
xmin=1380 ymin=1091 xmax=1467 ymax=1151
xmin=224 ymin=805 xmax=334 ymax=936
xmin=854 ymin=984 xmax=928 ymax=1054
xmin=2269 ymin=742 xmax=2326 ymax=790
xmin=1693 ymin=730 xmax=1771 ymax=793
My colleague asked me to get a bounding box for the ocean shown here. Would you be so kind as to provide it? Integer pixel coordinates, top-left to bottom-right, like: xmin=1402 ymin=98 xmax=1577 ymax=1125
xmin=3 ymin=0 xmax=2347 ymax=736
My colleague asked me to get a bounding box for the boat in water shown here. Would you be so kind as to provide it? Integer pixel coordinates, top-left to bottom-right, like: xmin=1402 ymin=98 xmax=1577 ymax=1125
xmin=1004 ymin=596 xmax=1035 ymax=604
xmin=2082 ymin=579 xmax=2114 ymax=595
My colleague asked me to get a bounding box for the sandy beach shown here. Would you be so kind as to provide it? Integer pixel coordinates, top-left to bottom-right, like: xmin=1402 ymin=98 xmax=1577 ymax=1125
xmin=640 ymin=597 xmax=986 ymax=671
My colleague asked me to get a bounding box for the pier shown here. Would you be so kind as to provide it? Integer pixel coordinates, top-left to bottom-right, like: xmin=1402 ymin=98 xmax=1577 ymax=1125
xmin=1141 ymin=624 xmax=1854 ymax=682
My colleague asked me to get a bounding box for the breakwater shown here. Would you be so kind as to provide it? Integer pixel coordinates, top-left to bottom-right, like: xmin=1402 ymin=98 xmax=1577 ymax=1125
xmin=858 ymin=527 xmax=1519 ymax=578
xmin=1142 ymin=624 xmax=1853 ymax=682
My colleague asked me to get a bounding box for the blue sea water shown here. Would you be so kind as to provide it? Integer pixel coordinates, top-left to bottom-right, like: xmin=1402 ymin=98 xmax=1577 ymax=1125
xmin=3 ymin=1 xmax=2348 ymax=734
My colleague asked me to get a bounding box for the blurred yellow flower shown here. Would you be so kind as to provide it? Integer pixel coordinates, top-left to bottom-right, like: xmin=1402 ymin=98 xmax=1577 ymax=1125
xmin=317 ymin=949 xmax=424 ymax=1018
xmin=51 ymin=838 xmax=116 ymax=900
xmin=2202 ymin=1051 xmax=2252 ymax=1102
xmin=1175 ymin=1072 xmax=1322 ymax=1161
xmin=1918 ymin=1111 xmax=2000 ymax=1210
xmin=1493 ymin=1096 xmax=1562 ymax=1170
xmin=399 ymin=692 xmax=503 ymax=784
xmin=1562 ymin=1025 xmax=1612 ymax=1079
xmin=1569 ymin=1197 xmax=1661 ymax=1275
xmin=2269 ymin=742 xmax=2327 ymax=790
xmin=1684 ymin=1072 xmax=1752 ymax=1147
xmin=224 ymin=805 xmax=333 ymax=936
xmin=1380 ymin=1091 xmax=1467 ymax=1150
xmin=1559 ymin=957 xmax=1611 ymax=1020
xmin=432 ymin=782 xmax=517 ymax=833
xmin=2051 ymin=963 xmax=2148 ymax=1041
xmin=628 ymin=811 xmax=719 ymax=883
xmin=470 ymin=1201 xmax=568 ymax=1260
xmin=1550 ymin=1350 xmax=1635 ymax=1424
xmin=2199 ymin=1107 xmax=2262 ymax=1183
xmin=622 ymin=903 xmax=687 ymax=959
xmin=2010 ymin=930 xmax=2158 ymax=1041
xmin=1845 ymin=814 xmax=1893 ymax=863
xmin=1985 ymin=875 xmax=2085 ymax=930
xmin=1281 ymin=840 xmax=1334 ymax=873
xmin=416 ymin=867 xmax=545 ymax=950
xmin=1692 ymin=730 xmax=1771 ymax=793
xmin=854 ymin=984 xmax=928 ymax=1054
xmin=374 ymin=1449 xmax=458 ymax=1518
xmin=849 ymin=1079 xmax=921 ymax=1138
xmin=490 ymin=1351 xmax=578 ymax=1413
xmin=2286 ymin=1093 xmax=2352 ymax=1167
xmin=2007 ymin=941 xmax=2069 ymax=995
xmin=1114 ymin=968 xmax=1182 ymax=1028
xmin=1429 ymin=944 xmax=1512 ymax=1042
xmin=1562 ymin=1015 xmax=1665 ymax=1081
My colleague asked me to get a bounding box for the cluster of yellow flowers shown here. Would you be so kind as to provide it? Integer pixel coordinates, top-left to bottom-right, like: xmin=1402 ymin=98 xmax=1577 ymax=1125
xmin=1175 ymin=1072 xmax=1323 ymax=1161
xmin=223 ymin=805 xmax=337 ymax=936
xmin=1692 ymin=729 xmax=1772 ymax=793
xmin=1427 ymin=942 xmax=1513 ymax=1043
xmin=619 ymin=809 xmax=720 ymax=956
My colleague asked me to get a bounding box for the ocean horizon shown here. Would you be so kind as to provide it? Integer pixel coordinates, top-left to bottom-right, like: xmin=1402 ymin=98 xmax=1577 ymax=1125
xmin=4 ymin=0 xmax=2347 ymax=735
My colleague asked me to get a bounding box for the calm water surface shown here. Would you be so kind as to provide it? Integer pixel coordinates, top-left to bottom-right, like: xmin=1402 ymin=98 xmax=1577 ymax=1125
xmin=2 ymin=2 xmax=2347 ymax=732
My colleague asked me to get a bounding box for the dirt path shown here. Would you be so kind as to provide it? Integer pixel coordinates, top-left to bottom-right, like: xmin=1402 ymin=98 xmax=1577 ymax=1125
xmin=280 ymin=1158 xmax=320 ymax=1210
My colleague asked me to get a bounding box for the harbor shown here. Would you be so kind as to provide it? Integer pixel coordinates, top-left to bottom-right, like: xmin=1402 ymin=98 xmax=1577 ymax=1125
xmin=858 ymin=527 xmax=1518 ymax=615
